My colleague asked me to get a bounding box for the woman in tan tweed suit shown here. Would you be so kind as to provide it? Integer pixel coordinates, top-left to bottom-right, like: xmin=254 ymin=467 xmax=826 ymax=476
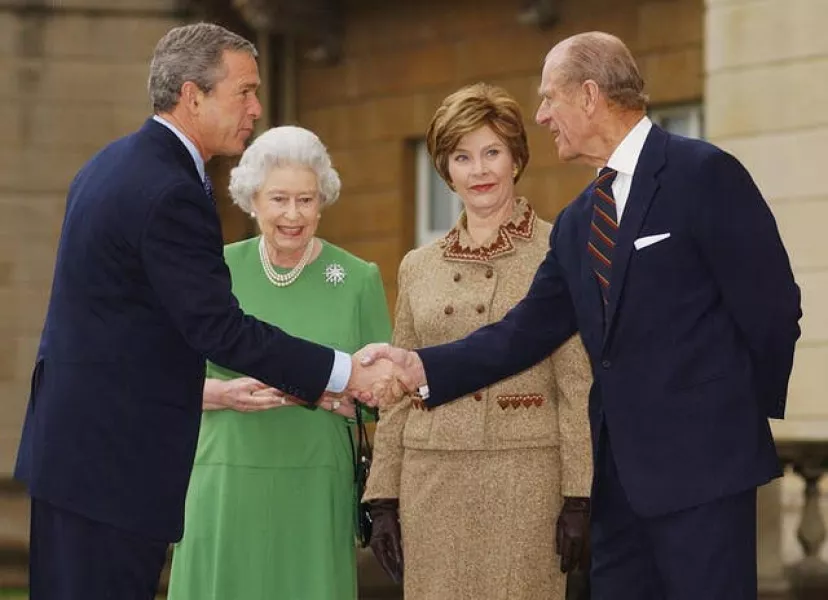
xmin=363 ymin=83 xmax=593 ymax=600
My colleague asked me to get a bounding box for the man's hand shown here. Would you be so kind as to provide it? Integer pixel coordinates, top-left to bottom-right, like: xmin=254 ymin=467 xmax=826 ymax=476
xmin=352 ymin=343 xmax=427 ymax=405
xmin=556 ymin=496 xmax=590 ymax=573
xmin=346 ymin=355 xmax=407 ymax=408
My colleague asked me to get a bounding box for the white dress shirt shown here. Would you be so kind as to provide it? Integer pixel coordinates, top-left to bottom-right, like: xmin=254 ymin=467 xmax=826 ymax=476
xmin=602 ymin=116 xmax=653 ymax=223
xmin=151 ymin=115 xmax=351 ymax=393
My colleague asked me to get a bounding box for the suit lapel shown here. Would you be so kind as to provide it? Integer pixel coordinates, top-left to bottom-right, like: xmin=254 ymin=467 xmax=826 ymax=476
xmin=602 ymin=126 xmax=668 ymax=346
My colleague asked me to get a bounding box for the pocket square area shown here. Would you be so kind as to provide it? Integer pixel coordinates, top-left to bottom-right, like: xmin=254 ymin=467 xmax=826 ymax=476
xmin=634 ymin=233 xmax=671 ymax=250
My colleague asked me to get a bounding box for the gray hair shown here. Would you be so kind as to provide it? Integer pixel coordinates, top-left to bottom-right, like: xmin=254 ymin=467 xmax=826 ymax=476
xmin=555 ymin=32 xmax=648 ymax=111
xmin=229 ymin=126 xmax=341 ymax=213
xmin=148 ymin=23 xmax=257 ymax=113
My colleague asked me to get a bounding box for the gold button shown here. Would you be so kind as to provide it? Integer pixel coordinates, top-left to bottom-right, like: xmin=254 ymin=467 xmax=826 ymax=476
xmin=444 ymin=305 xmax=454 ymax=315
xmin=473 ymin=392 xmax=482 ymax=401
xmin=453 ymin=273 xmax=461 ymax=282
xmin=476 ymin=304 xmax=485 ymax=314
xmin=485 ymin=268 xmax=494 ymax=279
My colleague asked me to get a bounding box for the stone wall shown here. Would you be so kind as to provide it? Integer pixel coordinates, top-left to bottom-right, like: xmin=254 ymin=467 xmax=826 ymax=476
xmin=304 ymin=0 xmax=704 ymax=306
xmin=705 ymin=0 xmax=828 ymax=579
xmin=706 ymin=0 xmax=828 ymax=438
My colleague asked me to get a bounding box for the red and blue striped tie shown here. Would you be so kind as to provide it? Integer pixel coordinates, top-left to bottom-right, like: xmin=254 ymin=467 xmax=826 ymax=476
xmin=587 ymin=167 xmax=618 ymax=306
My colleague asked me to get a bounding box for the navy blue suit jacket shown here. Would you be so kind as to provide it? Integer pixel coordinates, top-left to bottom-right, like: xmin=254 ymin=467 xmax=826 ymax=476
xmin=15 ymin=119 xmax=336 ymax=541
xmin=418 ymin=126 xmax=801 ymax=517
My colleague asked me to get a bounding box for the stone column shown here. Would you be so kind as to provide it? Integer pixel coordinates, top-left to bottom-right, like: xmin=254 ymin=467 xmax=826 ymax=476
xmin=706 ymin=0 xmax=828 ymax=593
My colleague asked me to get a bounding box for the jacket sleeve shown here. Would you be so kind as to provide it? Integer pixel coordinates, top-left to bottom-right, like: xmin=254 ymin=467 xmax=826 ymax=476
xmin=418 ymin=214 xmax=579 ymax=408
xmin=550 ymin=334 xmax=593 ymax=497
xmin=363 ymin=255 xmax=418 ymax=501
xmin=692 ymin=151 xmax=802 ymax=418
xmin=140 ymin=183 xmax=334 ymax=403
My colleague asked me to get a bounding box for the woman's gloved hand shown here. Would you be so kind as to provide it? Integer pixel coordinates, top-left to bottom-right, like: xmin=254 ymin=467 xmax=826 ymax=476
xmin=368 ymin=498 xmax=404 ymax=584
xmin=556 ymin=496 xmax=591 ymax=573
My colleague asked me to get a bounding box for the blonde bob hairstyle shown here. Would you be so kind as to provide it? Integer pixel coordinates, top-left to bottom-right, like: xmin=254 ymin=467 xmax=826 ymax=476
xmin=229 ymin=125 xmax=341 ymax=214
xmin=426 ymin=83 xmax=529 ymax=187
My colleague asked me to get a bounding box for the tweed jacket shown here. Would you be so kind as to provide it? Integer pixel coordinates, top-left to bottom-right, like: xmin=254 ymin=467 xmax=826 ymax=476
xmin=366 ymin=199 xmax=593 ymax=500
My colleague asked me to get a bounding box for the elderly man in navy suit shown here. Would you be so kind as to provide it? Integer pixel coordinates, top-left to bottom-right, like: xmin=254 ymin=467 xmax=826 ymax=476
xmin=363 ymin=32 xmax=802 ymax=599
xmin=15 ymin=22 xmax=399 ymax=600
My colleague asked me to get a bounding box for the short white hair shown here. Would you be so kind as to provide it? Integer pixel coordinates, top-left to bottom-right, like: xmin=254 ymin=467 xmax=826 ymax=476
xmin=229 ymin=126 xmax=341 ymax=213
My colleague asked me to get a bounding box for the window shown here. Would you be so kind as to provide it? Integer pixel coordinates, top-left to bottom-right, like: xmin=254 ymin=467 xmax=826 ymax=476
xmin=649 ymin=103 xmax=703 ymax=139
xmin=415 ymin=140 xmax=462 ymax=246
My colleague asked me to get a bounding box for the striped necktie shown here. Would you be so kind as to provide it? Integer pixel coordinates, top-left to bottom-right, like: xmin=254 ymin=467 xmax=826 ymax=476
xmin=203 ymin=174 xmax=215 ymax=204
xmin=587 ymin=167 xmax=619 ymax=306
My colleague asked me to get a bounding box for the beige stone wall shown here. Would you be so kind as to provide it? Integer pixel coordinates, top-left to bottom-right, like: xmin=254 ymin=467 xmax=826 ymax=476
xmin=705 ymin=0 xmax=828 ymax=571
xmin=0 ymin=1 xmax=183 ymax=476
xmin=706 ymin=0 xmax=828 ymax=436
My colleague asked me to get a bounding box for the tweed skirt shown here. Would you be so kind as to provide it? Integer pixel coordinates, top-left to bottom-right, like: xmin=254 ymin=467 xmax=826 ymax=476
xmin=399 ymin=446 xmax=565 ymax=600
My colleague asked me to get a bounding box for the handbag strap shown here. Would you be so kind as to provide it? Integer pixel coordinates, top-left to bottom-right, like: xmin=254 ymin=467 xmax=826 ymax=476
xmin=355 ymin=405 xmax=373 ymax=460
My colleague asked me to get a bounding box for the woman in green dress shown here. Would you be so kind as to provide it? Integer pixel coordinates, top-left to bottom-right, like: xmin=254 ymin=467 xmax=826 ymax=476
xmin=167 ymin=125 xmax=392 ymax=600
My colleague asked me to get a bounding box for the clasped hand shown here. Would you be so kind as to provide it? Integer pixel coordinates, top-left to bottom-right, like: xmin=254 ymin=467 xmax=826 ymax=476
xmin=346 ymin=344 xmax=427 ymax=408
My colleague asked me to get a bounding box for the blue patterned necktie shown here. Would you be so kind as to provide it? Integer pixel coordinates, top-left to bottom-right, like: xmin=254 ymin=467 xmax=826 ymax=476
xmin=587 ymin=167 xmax=619 ymax=306
xmin=203 ymin=174 xmax=215 ymax=204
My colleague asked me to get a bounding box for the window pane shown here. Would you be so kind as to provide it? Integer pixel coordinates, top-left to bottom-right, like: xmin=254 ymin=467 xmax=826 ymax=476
xmin=428 ymin=172 xmax=458 ymax=231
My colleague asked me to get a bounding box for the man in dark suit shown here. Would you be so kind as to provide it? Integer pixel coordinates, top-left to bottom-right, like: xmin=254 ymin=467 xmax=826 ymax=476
xmin=15 ymin=23 xmax=396 ymax=600
xmin=363 ymin=32 xmax=801 ymax=599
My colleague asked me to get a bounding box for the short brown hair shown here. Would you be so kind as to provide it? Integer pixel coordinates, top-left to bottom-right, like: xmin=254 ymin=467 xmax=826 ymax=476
xmin=557 ymin=32 xmax=648 ymax=111
xmin=426 ymin=83 xmax=529 ymax=186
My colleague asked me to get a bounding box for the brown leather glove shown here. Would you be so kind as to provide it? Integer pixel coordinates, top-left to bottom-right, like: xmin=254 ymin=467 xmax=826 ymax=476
xmin=368 ymin=498 xmax=404 ymax=584
xmin=555 ymin=496 xmax=591 ymax=573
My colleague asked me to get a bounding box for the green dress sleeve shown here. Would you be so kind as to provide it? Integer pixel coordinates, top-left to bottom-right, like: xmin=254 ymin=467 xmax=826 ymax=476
xmin=356 ymin=262 xmax=392 ymax=423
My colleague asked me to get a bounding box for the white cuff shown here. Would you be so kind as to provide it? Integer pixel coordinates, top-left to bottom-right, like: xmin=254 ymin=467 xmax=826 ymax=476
xmin=326 ymin=350 xmax=352 ymax=393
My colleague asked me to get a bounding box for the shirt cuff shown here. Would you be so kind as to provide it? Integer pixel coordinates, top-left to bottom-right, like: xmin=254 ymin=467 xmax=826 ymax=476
xmin=326 ymin=350 xmax=352 ymax=393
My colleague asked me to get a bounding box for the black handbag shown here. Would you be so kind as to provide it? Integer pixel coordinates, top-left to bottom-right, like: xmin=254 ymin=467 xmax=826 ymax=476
xmin=350 ymin=406 xmax=374 ymax=548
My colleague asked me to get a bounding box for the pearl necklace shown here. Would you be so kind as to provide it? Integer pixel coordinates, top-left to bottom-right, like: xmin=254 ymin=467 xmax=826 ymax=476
xmin=258 ymin=236 xmax=315 ymax=287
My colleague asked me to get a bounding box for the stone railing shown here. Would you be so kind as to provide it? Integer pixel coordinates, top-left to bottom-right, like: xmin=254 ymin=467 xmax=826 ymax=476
xmin=776 ymin=440 xmax=828 ymax=600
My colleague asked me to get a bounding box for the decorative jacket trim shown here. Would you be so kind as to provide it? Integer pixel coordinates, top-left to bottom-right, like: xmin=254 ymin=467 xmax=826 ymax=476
xmin=496 ymin=394 xmax=546 ymax=409
xmin=439 ymin=198 xmax=536 ymax=263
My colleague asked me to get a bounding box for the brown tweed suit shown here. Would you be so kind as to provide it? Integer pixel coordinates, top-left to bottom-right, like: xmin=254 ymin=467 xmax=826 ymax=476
xmin=364 ymin=199 xmax=593 ymax=600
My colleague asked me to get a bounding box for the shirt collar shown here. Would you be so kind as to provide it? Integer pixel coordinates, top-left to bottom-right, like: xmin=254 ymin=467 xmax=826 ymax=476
xmin=152 ymin=115 xmax=206 ymax=183
xmin=604 ymin=115 xmax=653 ymax=177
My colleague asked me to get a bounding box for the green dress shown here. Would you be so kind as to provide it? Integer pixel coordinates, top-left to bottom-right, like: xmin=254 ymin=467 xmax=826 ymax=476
xmin=167 ymin=237 xmax=392 ymax=600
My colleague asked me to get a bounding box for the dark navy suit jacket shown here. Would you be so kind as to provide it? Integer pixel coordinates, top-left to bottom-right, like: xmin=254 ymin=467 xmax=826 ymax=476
xmin=15 ymin=119 xmax=336 ymax=541
xmin=418 ymin=125 xmax=801 ymax=517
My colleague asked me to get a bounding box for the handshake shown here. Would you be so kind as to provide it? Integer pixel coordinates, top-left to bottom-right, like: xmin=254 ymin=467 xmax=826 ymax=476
xmin=345 ymin=344 xmax=427 ymax=408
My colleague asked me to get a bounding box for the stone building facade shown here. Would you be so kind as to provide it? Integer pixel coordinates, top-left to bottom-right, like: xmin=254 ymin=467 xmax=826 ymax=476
xmin=0 ymin=0 xmax=825 ymax=592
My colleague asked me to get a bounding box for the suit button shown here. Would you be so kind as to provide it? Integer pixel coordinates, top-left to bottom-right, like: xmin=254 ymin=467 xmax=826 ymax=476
xmin=473 ymin=392 xmax=482 ymax=401
xmin=476 ymin=304 xmax=485 ymax=314
xmin=485 ymin=267 xmax=494 ymax=279
xmin=444 ymin=305 xmax=454 ymax=315
xmin=453 ymin=273 xmax=461 ymax=282
xmin=602 ymin=360 xmax=611 ymax=369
